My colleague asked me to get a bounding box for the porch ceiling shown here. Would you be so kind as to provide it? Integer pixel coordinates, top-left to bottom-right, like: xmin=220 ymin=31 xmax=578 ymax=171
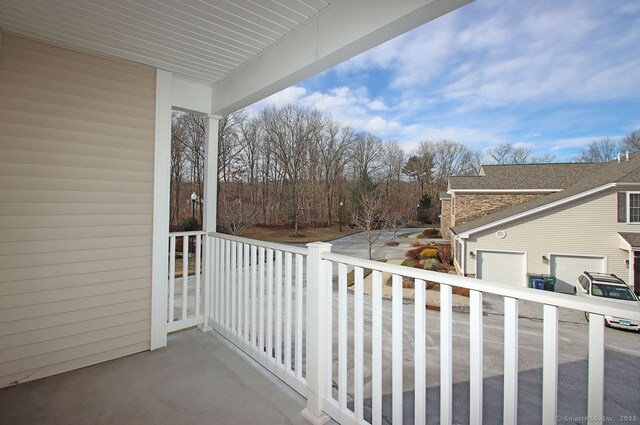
xmin=0 ymin=0 xmax=472 ymax=114
xmin=0 ymin=0 xmax=334 ymax=85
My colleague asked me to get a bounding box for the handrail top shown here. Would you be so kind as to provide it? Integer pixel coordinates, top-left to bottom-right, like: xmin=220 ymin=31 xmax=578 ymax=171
xmin=323 ymin=251 xmax=640 ymax=320
xmin=169 ymin=230 xmax=206 ymax=236
xmin=208 ymin=231 xmax=308 ymax=255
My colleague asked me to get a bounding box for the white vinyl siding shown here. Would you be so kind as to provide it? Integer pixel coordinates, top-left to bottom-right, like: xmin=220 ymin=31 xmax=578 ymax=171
xmin=0 ymin=34 xmax=155 ymax=387
xmin=466 ymin=188 xmax=638 ymax=287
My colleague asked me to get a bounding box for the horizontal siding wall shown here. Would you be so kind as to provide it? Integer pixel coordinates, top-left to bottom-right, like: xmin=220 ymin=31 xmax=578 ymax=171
xmin=466 ymin=189 xmax=636 ymax=284
xmin=0 ymin=34 xmax=155 ymax=387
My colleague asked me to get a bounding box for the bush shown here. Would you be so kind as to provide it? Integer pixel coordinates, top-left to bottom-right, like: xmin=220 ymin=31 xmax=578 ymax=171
xmin=419 ymin=248 xmax=439 ymax=259
xmin=438 ymin=244 xmax=452 ymax=264
xmin=420 ymin=258 xmax=441 ymax=271
xmin=422 ymin=228 xmax=440 ymax=238
xmin=406 ymin=248 xmax=423 ymax=260
xmin=179 ymin=217 xmax=200 ymax=231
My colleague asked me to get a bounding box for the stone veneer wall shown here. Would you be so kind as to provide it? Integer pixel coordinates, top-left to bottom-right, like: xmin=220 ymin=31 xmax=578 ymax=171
xmin=454 ymin=193 xmax=547 ymax=225
xmin=441 ymin=199 xmax=452 ymax=240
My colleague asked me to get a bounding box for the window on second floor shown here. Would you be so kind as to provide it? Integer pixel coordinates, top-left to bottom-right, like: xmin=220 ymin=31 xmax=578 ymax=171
xmin=630 ymin=193 xmax=640 ymax=222
xmin=617 ymin=192 xmax=640 ymax=223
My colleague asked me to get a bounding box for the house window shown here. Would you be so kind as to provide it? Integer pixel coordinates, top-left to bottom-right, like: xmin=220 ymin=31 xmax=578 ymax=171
xmin=630 ymin=193 xmax=640 ymax=223
xmin=617 ymin=192 xmax=640 ymax=223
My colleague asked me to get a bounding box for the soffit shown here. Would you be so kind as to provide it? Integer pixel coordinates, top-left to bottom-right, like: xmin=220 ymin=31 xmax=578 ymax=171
xmin=0 ymin=0 xmax=334 ymax=85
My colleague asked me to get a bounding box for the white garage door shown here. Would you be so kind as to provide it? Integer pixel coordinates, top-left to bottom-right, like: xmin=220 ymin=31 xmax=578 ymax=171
xmin=550 ymin=254 xmax=605 ymax=294
xmin=476 ymin=250 xmax=526 ymax=286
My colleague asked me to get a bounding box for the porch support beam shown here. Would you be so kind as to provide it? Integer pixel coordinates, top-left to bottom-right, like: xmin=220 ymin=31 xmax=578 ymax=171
xmin=210 ymin=0 xmax=471 ymax=115
xmin=150 ymin=69 xmax=172 ymax=350
xmin=199 ymin=114 xmax=220 ymax=333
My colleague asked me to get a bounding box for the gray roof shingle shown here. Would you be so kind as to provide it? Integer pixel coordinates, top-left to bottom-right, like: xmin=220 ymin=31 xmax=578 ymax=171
xmin=619 ymin=232 xmax=640 ymax=248
xmin=449 ymin=162 xmax=605 ymax=191
xmin=452 ymin=155 xmax=640 ymax=235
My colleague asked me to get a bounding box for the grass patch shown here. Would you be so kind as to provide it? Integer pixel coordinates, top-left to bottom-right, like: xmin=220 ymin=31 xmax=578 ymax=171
xmin=172 ymin=256 xmax=197 ymax=278
xmin=398 ymin=232 xmax=414 ymax=239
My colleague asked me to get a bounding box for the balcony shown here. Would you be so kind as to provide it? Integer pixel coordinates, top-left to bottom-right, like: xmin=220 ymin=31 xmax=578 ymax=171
xmin=7 ymin=232 xmax=635 ymax=424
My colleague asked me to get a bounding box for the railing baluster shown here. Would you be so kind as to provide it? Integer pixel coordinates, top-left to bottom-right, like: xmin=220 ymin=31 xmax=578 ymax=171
xmin=231 ymin=241 xmax=238 ymax=333
xmin=354 ymin=266 xmax=364 ymax=422
xmin=237 ymin=242 xmax=244 ymax=338
xmin=213 ymin=238 xmax=219 ymax=325
xmin=259 ymin=247 xmax=266 ymax=355
xmin=470 ymin=290 xmax=483 ymax=425
xmin=338 ymin=263 xmax=348 ymax=411
xmin=415 ymin=278 xmax=426 ymax=425
xmin=275 ymin=250 xmax=283 ymax=365
xmin=285 ymin=252 xmax=293 ymax=371
xmin=251 ymin=245 xmax=258 ymax=347
xmin=244 ymin=243 xmax=250 ymax=342
xmin=441 ymin=284 xmax=453 ymax=425
xmin=218 ymin=237 xmax=223 ymax=326
xmin=392 ymin=274 xmax=403 ymax=425
xmin=267 ymin=248 xmax=274 ymax=360
xmin=168 ymin=236 xmax=176 ymax=324
xmin=182 ymin=235 xmax=188 ymax=320
xmin=542 ymin=305 xmax=558 ymax=425
xmin=372 ymin=270 xmax=383 ymax=425
xmin=195 ymin=234 xmax=201 ymax=318
xmin=295 ymin=254 xmax=303 ymax=378
xmin=325 ymin=259 xmax=333 ymax=398
xmin=228 ymin=240 xmax=233 ymax=329
xmin=588 ymin=313 xmax=605 ymax=421
xmin=504 ymin=297 xmax=518 ymax=425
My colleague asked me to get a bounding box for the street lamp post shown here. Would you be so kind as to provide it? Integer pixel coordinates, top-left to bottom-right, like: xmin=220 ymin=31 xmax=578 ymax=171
xmin=191 ymin=192 xmax=197 ymax=223
xmin=339 ymin=200 xmax=344 ymax=232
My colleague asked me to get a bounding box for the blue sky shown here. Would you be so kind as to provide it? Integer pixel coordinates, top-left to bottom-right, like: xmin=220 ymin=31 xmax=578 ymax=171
xmin=250 ymin=0 xmax=640 ymax=160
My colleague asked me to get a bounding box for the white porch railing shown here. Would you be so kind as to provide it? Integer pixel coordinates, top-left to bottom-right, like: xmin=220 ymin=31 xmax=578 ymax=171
xmin=205 ymin=234 xmax=640 ymax=425
xmin=167 ymin=231 xmax=206 ymax=332
xmin=208 ymin=233 xmax=309 ymax=395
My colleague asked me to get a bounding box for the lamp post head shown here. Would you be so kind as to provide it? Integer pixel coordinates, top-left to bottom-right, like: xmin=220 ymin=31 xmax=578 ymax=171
xmin=339 ymin=201 xmax=343 ymax=207
xmin=191 ymin=192 xmax=197 ymax=201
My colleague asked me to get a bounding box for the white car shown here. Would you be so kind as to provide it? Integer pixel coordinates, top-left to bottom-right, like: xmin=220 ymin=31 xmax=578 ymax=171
xmin=576 ymin=271 xmax=640 ymax=331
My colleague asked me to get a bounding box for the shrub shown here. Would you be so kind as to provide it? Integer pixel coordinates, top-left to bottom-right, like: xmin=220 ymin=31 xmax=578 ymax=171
xmin=419 ymin=248 xmax=439 ymax=259
xmin=420 ymin=258 xmax=441 ymax=271
xmin=406 ymin=248 xmax=423 ymax=260
xmin=179 ymin=217 xmax=200 ymax=231
xmin=438 ymin=244 xmax=453 ymax=264
xmin=422 ymin=228 xmax=440 ymax=238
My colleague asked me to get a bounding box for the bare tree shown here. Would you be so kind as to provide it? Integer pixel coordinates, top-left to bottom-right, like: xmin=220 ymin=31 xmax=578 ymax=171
xmin=261 ymin=104 xmax=326 ymax=235
xmin=621 ymin=130 xmax=640 ymax=153
xmin=573 ymin=137 xmax=618 ymax=162
xmin=350 ymin=132 xmax=383 ymax=180
xmin=352 ymin=191 xmax=384 ymax=260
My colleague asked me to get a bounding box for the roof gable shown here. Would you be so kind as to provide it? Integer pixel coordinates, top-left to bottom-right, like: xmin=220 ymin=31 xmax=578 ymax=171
xmin=453 ymin=155 xmax=640 ymax=236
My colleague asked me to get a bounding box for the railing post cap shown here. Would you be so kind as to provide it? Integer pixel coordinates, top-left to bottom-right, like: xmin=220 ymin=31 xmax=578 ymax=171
xmin=306 ymin=241 xmax=332 ymax=250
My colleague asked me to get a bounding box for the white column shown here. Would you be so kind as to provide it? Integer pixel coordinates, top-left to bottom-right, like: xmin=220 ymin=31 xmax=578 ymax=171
xmin=150 ymin=69 xmax=172 ymax=350
xmin=302 ymin=242 xmax=332 ymax=425
xmin=199 ymin=114 xmax=220 ymax=332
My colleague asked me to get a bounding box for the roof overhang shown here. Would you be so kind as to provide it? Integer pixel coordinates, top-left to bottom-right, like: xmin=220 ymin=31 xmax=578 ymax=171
xmin=450 ymin=189 xmax=562 ymax=193
xmin=0 ymin=0 xmax=472 ymax=115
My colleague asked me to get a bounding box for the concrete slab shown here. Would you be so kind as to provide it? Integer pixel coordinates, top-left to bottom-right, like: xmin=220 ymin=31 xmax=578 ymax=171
xmin=0 ymin=330 xmax=314 ymax=425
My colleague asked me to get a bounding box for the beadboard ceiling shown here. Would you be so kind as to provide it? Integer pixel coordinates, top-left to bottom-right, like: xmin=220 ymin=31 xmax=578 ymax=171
xmin=0 ymin=0 xmax=335 ymax=85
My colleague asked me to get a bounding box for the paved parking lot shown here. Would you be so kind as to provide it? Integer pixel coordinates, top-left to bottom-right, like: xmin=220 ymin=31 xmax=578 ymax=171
xmin=324 ymin=228 xmax=639 ymax=424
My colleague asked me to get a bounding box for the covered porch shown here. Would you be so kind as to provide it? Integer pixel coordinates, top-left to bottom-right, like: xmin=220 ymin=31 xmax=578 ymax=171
xmin=1 ymin=1 xmax=640 ymax=424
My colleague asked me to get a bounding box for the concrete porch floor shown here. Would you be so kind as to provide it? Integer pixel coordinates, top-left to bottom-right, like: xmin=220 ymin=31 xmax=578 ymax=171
xmin=0 ymin=329 xmax=311 ymax=425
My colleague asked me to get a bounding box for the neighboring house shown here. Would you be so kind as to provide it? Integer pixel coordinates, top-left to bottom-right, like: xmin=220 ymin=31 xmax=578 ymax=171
xmin=441 ymin=162 xmax=605 ymax=239
xmin=448 ymin=155 xmax=640 ymax=295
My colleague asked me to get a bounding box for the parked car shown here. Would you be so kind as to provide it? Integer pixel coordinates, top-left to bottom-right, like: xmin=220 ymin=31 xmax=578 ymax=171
xmin=576 ymin=272 xmax=640 ymax=331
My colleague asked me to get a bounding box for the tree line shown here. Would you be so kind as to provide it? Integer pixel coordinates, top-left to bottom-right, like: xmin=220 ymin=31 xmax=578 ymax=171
xmin=170 ymin=102 xmax=639 ymax=234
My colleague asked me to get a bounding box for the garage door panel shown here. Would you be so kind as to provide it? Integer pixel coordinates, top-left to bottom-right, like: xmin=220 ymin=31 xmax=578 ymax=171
xmin=550 ymin=255 xmax=605 ymax=294
xmin=477 ymin=251 xmax=525 ymax=286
